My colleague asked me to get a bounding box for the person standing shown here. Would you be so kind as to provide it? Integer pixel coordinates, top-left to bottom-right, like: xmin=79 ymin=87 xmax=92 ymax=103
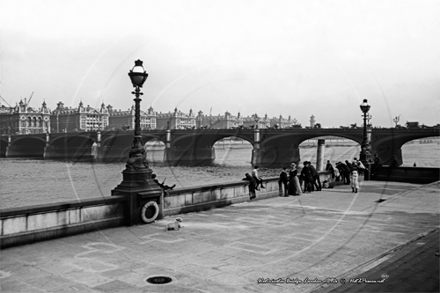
xmin=372 ymin=153 xmax=382 ymax=176
xmin=252 ymin=165 xmax=265 ymax=190
xmin=288 ymin=163 xmax=302 ymax=196
xmin=309 ymin=162 xmax=322 ymax=191
xmin=345 ymin=160 xmax=355 ymax=172
xmin=325 ymin=160 xmax=335 ymax=180
xmin=278 ymin=167 xmax=288 ymax=196
xmin=300 ymin=161 xmax=313 ymax=193
xmin=243 ymin=173 xmax=256 ymax=200
xmin=336 ymin=162 xmax=351 ymax=184
xmin=389 ymin=155 xmax=399 ymax=168
xmin=350 ymin=169 xmax=359 ymax=193
xmin=352 ymin=157 xmax=366 ymax=175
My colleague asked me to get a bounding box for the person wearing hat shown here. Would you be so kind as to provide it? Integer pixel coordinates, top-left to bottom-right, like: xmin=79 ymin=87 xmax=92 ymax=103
xmin=278 ymin=167 xmax=289 ymax=196
xmin=308 ymin=162 xmax=322 ymax=191
xmin=243 ymin=173 xmax=257 ymax=200
xmin=288 ymin=163 xmax=303 ymax=196
xmin=300 ymin=161 xmax=313 ymax=193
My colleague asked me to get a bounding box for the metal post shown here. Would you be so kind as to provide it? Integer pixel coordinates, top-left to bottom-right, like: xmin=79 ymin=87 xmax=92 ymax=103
xmin=316 ymin=139 xmax=325 ymax=171
xmin=131 ymin=86 xmax=144 ymax=156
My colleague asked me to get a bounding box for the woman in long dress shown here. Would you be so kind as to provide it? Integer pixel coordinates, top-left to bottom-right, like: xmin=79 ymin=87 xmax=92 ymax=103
xmin=288 ymin=163 xmax=302 ymax=196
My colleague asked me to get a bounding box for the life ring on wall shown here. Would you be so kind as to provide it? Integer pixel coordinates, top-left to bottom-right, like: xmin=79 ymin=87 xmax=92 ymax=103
xmin=141 ymin=201 xmax=159 ymax=224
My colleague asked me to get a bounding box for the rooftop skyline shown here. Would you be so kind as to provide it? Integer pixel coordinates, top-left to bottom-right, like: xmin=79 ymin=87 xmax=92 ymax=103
xmin=0 ymin=0 xmax=439 ymax=127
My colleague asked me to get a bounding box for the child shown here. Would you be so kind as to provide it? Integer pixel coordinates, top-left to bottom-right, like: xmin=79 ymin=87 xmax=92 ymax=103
xmin=350 ymin=169 xmax=359 ymax=193
xmin=152 ymin=173 xmax=176 ymax=193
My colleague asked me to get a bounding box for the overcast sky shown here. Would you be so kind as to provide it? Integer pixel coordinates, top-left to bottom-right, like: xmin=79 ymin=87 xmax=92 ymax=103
xmin=0 ymin=0 xmax=439 ymax=127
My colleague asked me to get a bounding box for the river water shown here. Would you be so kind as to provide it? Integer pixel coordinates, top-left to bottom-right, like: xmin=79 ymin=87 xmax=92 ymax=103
xmin=1 ymin=143 xmax=439 ymax=209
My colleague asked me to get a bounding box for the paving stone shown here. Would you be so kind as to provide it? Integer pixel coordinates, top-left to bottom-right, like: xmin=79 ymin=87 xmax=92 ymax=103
xmin=0 ymin=278 xmax=46 ymax=293
xmin=92 ymin=280 xmax=143 ymax=293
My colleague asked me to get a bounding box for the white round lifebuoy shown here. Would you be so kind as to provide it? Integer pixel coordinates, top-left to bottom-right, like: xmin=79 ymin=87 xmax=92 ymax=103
xmin=141 ymin=201 xmax=159 ymax=224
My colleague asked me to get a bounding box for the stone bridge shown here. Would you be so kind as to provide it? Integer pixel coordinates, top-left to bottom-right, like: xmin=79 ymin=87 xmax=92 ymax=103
xmin=0 ymin=128 xmax=438 ymax=168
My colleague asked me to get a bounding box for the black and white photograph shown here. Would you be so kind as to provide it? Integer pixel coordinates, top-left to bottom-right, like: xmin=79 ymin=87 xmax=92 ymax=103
xmin=1 ymin=0 xmax=439 ymax=292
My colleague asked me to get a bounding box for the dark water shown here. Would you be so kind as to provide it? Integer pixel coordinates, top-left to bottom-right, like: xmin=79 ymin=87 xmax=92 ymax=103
xmin=1 ymin=143 xmax=438 ymax=209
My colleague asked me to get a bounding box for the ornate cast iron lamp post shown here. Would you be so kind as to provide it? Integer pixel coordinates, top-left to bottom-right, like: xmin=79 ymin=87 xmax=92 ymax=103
xmin=112 ymin=60 xmax=162 ymax=226
xmin=359 ymin=99 xmax=372 ymax=180
xmin=127 ymin=59 xmax=148 ymax=165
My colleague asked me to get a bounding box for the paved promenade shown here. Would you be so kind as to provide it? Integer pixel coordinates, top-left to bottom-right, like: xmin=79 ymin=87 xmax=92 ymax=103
xmin=1 ymin=180 xmax=439 ymax=293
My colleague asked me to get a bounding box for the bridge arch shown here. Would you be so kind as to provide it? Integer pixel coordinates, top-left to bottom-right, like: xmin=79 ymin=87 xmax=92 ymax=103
xmin=48 ymin=134 xmax=97 ymax=160
xmin=50 ymin=135 xmax=96 ymax=148
xmin=257 ymin=130 xmax=364 ymax=168
xmin=166 ymin=130 xmax=254 ymax=166
xmin=100 ymin=133 xmax=133 ymax=162
xmin=401 ymin=136 xmax=440 ymax=167
xmin=213 ymin=136 xmax=254 ymax=166
xmin=8 ymin=136 xmax=46 ymax=157
xmin=299 ymin=136 xmax=361 ymax=166
xmin=100 ymin=132 xmax=168 ymax=162
xmin=371 ymin=129 xmax=440 ymax=166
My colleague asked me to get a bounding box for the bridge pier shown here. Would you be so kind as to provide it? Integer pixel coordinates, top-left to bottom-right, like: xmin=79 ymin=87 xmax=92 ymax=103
xmin=316 ymin=139 xmax=325 ymax=171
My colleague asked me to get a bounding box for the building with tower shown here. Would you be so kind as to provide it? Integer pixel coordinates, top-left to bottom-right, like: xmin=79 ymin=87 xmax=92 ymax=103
xmin=156 ymin=108 xmax=196 ymax=130
xmin=0 ymin=100 xmax=51 ymax=135
xmin=310 ymin=115 xmax=316 ymax=128
xmin=196 ymin=111 xmax=243 ymax=129
xmin=106 ymin=105 xmax=157 ymax=130
xmin=50 ymin=101 xmax=109 ymax=132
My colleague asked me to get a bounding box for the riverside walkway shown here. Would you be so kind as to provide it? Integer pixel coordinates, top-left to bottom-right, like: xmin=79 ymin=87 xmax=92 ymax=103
xmin=1 ymin=180 xmax=439 ymax=293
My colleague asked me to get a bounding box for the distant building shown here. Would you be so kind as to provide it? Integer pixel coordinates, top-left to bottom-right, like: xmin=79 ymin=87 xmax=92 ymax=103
xmin=156 ymin=108 xmax=196 ymax=130
xmin=406 ymin=121 xmax=419 ymax=129
xmin=50 ymin=101 xmax=109 ymax=132
xmin=0 ymin=100 xmax=51 ymax=135
xmin=310 ymin=115 xmax=316 ymax=128
xmin=196 ymin=111 xmax=243 ymax=129
xmin=270 ymin=115 xmax=294 ymax=128
xmin=107 ymin=105 xmax=156 ymax=130
xmin=241 ymin=114 xmax=271 ymax=129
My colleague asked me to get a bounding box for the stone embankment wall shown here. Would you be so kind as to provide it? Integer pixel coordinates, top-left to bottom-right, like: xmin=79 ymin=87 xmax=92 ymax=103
xmin=372 ymin=166 xmax=440 ymax=184
xmin=0 ymin=172 xmax=333 ymax=248
xmin=0 ymin=197 xmax=126 ymax=248
xmin=162 ymin=172 xmax=334 ymax=217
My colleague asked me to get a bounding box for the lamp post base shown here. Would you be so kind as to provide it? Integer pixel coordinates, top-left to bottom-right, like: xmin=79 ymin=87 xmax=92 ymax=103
xmin=360 ymin=149 xmax=373 ymax=181
xmin=112 ymin=167 xmax=163 ymax=226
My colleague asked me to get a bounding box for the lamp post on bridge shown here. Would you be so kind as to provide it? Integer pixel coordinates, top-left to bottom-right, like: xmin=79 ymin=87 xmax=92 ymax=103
xmin=254 ymin=113 xmax=259 ymax=129
xmin=360 ymin=99 xmax=372 ymax=180
xmin=393 ymin=115 xmax=400 ymax=128
xmin=367 ymin=114 xmax=372 ymax=127
xmin=111 ymin=60 xmax=162 ymax=226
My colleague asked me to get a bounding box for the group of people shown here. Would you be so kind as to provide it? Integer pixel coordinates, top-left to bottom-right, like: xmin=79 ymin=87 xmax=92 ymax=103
xmin=325 ymin=158 xmax=367 ymax=193
xmin=153 ymin=152 xmax=403 ymax=200
xmin=278 ymin=161 xmax=322 ymax=196
xmin=245 ymin=157 xmax=368 ymax=199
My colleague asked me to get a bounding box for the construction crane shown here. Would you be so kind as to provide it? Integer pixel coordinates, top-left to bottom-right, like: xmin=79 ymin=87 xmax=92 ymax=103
xmin=0 ymin=94 xmax=11 ymax=107
xmin=24 ymin=91 xmax=34 ymax=107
